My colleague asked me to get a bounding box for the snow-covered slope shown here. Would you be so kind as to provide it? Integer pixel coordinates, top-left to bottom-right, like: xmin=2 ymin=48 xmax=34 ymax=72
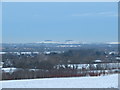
xmin=1 ymin=74 xmax=118 ymax=88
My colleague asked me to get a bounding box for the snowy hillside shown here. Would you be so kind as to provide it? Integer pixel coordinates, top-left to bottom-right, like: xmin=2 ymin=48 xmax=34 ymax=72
xmin=1 ymin=74 xmax=118 ymax=88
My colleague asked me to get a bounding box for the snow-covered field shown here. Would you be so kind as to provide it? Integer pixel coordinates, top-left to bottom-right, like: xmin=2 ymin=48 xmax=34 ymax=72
xmin=0 ymin=74 xmax=118 ymax=88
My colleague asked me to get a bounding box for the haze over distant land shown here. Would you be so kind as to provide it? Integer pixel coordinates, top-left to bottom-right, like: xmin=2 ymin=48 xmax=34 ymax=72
xmin=2 ymin=2 xmax=118 ymax=43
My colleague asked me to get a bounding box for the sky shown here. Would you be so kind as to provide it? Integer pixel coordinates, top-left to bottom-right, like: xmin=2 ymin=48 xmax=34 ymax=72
xmin=2 ymin=2 xmax=118 ymax=43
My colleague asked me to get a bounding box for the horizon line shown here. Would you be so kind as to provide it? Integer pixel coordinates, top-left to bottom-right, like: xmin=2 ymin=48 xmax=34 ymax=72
xmin=1 ymin=41 xmax=119 ymax=44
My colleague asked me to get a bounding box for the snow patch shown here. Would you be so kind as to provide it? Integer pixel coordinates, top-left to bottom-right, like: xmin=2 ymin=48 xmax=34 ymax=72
xmin=1 ymin=74 xmax=118 ymax=88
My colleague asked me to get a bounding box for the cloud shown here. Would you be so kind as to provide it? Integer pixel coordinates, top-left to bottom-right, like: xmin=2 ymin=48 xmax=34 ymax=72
xmin=72 ymin=11 xmax=118 ymax=17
